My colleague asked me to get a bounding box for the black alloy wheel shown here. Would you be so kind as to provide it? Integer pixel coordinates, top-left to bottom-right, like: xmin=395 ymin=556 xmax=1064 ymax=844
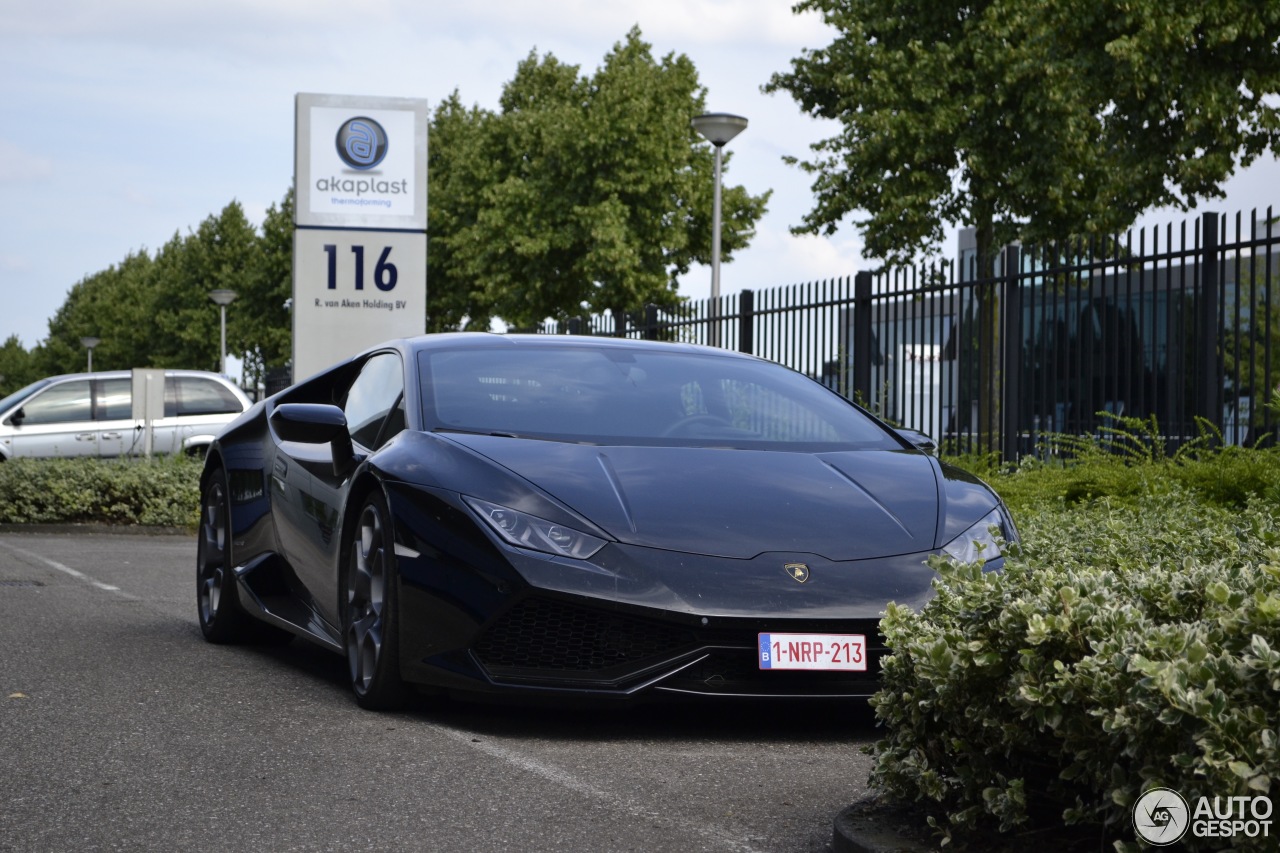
xmin=344 ymin=491 xmax=408 ymax=710
xmin=196 ymin=468 xmax=251 ymax=643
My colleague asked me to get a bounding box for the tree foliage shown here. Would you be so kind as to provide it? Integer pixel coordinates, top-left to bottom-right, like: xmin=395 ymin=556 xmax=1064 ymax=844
xmin=38 ymin=250 xmax=160 ymax=375
xmin=767 ymin=0 xmax=1280 ymax=268
xmin=428 ymin=27 xmax=770 ymax=329
xmin=234 ymin=190 xmax=294 ymax=391
xmin=0 ymin=335 xmax=40 ymax=398
xmin=23 ymin=195 xmax=294 ymax=389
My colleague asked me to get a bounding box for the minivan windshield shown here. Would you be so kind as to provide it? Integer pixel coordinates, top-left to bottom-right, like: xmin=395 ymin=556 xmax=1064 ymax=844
xmin=0 ymin=380 xmax=52 ymax=416
xmin=420 ymin=346 xmax=900 ymax=450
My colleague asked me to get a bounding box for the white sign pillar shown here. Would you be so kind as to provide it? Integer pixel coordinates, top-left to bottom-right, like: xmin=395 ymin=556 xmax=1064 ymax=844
xmin=293 ymin=93 xmax=428 ymax=382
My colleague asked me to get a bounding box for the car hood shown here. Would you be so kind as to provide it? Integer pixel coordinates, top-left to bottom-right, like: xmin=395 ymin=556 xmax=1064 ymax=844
xmin=440 ymin=435 xmax=943 ymax=561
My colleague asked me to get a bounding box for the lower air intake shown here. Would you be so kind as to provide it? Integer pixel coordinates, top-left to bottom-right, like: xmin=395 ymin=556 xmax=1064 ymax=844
xmin=475 ymin=597 xmax=697 ymax=673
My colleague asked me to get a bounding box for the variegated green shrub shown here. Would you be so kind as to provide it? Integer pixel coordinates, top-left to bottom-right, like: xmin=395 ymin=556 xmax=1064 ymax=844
xmin=0 ymin=455 xmax=201 ymax=528
xmin=870 ymin=493 xmax=1280 ymax=850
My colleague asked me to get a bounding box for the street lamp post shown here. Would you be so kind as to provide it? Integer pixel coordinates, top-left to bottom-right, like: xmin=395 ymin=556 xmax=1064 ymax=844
xmin=209 ymin=289 xmax=238 ymax=376
xmin=691 ymin=113 xmax=748 ymax=347
xmin=80 ymin=336 xmax=100 ymax=373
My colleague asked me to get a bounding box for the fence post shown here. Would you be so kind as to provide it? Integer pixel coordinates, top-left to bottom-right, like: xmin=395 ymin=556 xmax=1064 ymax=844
xmin=1196 ymin=212 xmax=1223 ymax=435
xmin=567 ymin=316 xmax=581 ymax=335
xmin=853 ymin=272 xmax=873 ymax=405
xmin=738 ymin=289 xmax=755 ymax=355
xmin=644 ymin=304 xmax=659 ymax=340
xmin=1000 ymin=245 xmax=1023 ymax=464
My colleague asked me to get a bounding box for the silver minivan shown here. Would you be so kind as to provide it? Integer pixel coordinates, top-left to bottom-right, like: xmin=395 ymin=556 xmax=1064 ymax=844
xmin=0 ymin=370 xmax=251 ymax=461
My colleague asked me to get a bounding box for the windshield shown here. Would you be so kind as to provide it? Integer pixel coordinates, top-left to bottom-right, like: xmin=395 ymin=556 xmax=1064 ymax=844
xmin=419 ymin=345 xmax=900 ymax=450
xmin=0 ymin=380 xmax=52 ymax=415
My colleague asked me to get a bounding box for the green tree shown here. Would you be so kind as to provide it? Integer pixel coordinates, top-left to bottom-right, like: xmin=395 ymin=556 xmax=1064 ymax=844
xmin=37 ymin=250 xmax=158 ymax=375
xmin=36 ymin=199 xmax=284 ymax=382
xmin=147 ymin=200 xmax=261 ymax=371
xmin=769 ymin=0 xmax=1280 ymax=443
xmin=426 ymin=94 xmax=501 ymax=332
xmin=234 ymin=189 xmax=295 ymax=390
xmin=430 ymin=27 xmax=770 ymax=329
xmin=766 ymin=0 xmax=1280 ymax=270
xmin=0 ymin=335 xmax=39 ymax=398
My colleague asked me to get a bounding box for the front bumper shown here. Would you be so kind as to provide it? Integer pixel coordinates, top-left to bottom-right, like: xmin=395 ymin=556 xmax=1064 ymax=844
xmin=387 ymin=482 xmax=930 ymax=704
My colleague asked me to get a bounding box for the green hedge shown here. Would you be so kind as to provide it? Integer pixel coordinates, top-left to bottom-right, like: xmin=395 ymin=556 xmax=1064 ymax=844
xmin=947 ymin=416 xmax=1280 ymax=513
xmin=0 ymin=455 xmax=202 ymax=528
xmin=872 ymin=437 xmax=1280 ymax=849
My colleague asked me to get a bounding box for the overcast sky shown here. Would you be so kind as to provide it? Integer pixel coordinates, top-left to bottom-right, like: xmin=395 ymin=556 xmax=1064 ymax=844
xmin=2 ymin=1 xmax=1277 ymax=351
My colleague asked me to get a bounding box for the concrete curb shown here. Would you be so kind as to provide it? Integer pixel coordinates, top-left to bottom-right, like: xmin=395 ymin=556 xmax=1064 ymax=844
xmin=0 ymin=523 xmax=191 ymax=536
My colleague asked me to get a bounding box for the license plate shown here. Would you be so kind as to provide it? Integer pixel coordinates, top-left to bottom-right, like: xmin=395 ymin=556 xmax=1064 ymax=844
xmin=758 ymin=633 xmax=868 ymax=671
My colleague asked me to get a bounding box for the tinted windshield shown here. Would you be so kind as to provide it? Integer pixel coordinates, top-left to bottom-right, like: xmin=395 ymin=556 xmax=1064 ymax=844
xmin=420 ymin=345 xmax=899 ymax=449
xmin=0 ymin=380 xmax=52 ymax=415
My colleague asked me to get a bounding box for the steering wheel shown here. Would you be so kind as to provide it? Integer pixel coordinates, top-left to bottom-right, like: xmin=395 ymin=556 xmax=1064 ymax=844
xmin=662 ymin=414 xmax=732 ymax=437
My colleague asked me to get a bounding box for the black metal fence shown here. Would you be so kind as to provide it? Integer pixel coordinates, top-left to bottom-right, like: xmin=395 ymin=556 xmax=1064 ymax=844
xmin=539 ymin=210 xmax=1280 ymax=461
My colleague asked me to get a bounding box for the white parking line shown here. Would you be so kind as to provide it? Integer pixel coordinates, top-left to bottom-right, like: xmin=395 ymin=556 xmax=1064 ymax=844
xmin=0 ymin=539 xmax=135 ymax=599
xmin=428 ymin=723 xmax=767 ymax=853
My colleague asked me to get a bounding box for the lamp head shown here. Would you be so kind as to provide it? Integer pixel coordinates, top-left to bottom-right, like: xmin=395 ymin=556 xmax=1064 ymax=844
xmin=691 ymin=113 xmax=748 ymax=147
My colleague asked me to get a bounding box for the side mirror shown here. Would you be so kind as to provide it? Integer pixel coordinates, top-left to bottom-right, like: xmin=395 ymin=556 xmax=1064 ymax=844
xmin=895 ymin=427 xmax=937 ymax=456
xmin=271 ymin=403 xmax=355 ymax=476
xmin=271 ymin=403 xmax=347 ymax=443
xmin=8 ymin=408 xmax=24 ymax=427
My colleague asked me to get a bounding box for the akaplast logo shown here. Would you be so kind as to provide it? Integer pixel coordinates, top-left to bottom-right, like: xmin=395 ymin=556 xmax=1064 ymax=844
xmin=335 ymin=116 xmax=388 ymax=170
xmin=1133 ymin=787 xmax=1273 ymax=846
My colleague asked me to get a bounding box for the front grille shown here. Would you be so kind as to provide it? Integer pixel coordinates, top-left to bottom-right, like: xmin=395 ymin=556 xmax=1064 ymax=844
xmin=474 ymin=597 xmax=697 ymax=674
xmin=474 ymin=599 xmax=886 ymax=697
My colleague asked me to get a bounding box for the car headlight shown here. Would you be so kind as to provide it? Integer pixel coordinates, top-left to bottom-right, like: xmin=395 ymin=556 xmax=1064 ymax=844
xmin=463 ymin=497 xmax=607 ymax=560
xmin=942 ymin=506 xmax=1017 ymax=565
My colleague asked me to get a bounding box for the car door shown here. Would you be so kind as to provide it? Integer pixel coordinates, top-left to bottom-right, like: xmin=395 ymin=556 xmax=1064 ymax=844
xmin=5 ymin=379 xmax=98 ymax=458
xmin=273 ymin=352 xmax=406 ymax=629
xmin=93 ymin=376 xmax=136 ymax=457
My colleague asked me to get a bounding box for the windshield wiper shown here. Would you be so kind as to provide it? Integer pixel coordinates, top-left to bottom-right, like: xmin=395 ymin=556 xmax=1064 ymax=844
xmin=433 ymin=427 xmax=523 ymax=439
xmin=432 ymin=427 xmax=605 ymax=445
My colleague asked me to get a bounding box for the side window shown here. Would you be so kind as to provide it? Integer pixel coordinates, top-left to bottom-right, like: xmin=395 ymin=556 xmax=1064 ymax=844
xmin=96 ymin=378 xmax=132 ymax=420
xmin=165 ymin=377 xmax=244 ymax=417
xmin=17 ymin=381 xmax=92 ymax=425
xmin=343 ymin=353 xmax=405 ymax=450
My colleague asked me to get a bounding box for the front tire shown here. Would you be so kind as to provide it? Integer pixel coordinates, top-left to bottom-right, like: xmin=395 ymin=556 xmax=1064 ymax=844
xmin=343 ymin=491 xmax=408 ymax=710
xmin=196 ymin=468 xmax=252 ymax=643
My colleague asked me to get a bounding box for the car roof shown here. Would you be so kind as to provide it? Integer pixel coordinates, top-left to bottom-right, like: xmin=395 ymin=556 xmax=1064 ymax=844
xmin=30 ymin=368 xmax=239 ymax=383
xmin=401 ymin=332 xmax=759 ymax=361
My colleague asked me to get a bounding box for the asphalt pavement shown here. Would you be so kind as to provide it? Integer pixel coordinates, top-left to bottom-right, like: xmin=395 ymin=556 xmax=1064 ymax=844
xmin=0 ymin=527 xmax=923 ymax=852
